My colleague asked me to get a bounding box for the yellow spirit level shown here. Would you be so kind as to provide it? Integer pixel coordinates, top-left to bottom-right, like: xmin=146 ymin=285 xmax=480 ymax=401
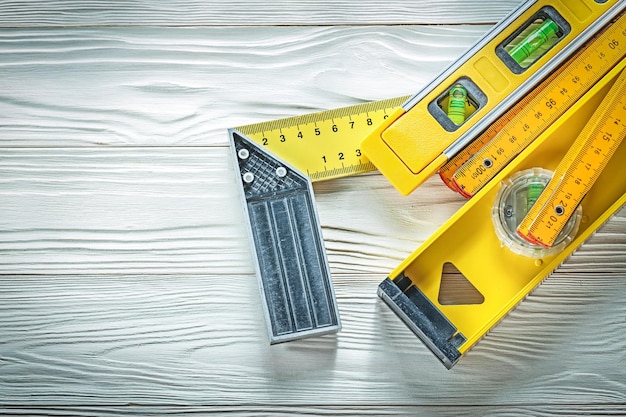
xmin=450 ymin=15 xmax=626 ymax=197
xmin=378 ymin=61 xmax=626 ymax=368
xmin=361 ymin=0 xmax=624 ymax=196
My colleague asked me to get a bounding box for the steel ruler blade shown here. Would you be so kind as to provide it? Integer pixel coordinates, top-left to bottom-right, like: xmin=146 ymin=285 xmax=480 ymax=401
xmin=361 ymin=0 xmax=625 ymax=195
xmin=378 ymin=60 xmax=626 ymax=369
xmin=236 ymin=96 xmax=408 ymax=182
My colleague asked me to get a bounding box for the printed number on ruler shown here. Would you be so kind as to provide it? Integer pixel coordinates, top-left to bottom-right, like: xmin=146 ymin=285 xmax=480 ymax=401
xmin=448 ymin=12 xmax=626 ymax=198
xmin=517 ymin=66 xmax=626 ymax=248
xmin=237 ymin=96 xmax=409 ymax=182
xmin=438 ymin=49 xmax=579 ymax=194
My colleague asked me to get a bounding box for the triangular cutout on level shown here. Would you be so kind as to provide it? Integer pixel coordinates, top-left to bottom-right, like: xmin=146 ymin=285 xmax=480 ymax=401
xmin=438 ymin=262 xmax=485 ymax=306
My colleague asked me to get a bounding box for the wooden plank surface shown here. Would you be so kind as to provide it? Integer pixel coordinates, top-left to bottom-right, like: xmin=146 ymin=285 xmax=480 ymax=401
xmin=0 ymin=26 xmax=489 ymax=147
xmin=0 ymin=0 xmax=522 ymax=27
xmin=1 ymin=272 xmax=625 ymax=407
xmin=0 ymin=147 xmax=623 ymax=275
xmin=0 ymin=0 xmax=625 ymax=414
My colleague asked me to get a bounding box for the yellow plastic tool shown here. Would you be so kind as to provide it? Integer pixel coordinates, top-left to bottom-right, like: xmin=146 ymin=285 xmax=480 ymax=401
xmin=377 ymin=61 xmax=626 ymax=368
xmin=361 ymin=0 xmax=624 ymax=196
xmin=236 ymin=96 xmax=408 ymax=182
xmin=229 ymin=0 xmax=626 ymax=362
xmin=518 ymin=65 xmax=626 ymax=247
xmin=437 ymin=54 xmax=568 ymax=194
xmin=451 ymin=16 xmax=626 ymax=197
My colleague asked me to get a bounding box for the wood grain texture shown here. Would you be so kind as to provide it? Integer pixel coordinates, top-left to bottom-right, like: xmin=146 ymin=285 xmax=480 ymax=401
xmin=1 ymin=0 xmax=625 ymax=414
xmin=0 ymin=0 xmax=523 ymax=27
xmin=0 ymin=147 xmax=623 ymax=275
xmin=4 ymin=406 xmax=626 ymax=416
xmin=1 ymin=272 xmax=625 ymax=408
xmin=0 ymin=25 xmax=489 ymax=147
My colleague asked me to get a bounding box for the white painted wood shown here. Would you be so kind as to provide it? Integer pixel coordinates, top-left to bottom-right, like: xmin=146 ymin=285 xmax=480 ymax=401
xmin=0 ymin=25 xmax=490 ymax=147
xmin=0 ymin=272 xmax=625 ymax=408
xmin=0 ymin=146 xmax=624 ymax=413
xmin=0 ymin=0 xmax=625 ymax=414
xmin=0 ymin=0 xmax=523 ymax=27
xmin=2 ymin=405 xmax=626 ymax=416
xmin=3 ymin=405 xmax=626 ymax=416
xmin=0 ymin=147 xmax=623 ymax=275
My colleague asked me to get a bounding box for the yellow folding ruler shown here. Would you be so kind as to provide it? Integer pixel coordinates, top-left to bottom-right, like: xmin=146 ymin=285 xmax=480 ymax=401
xmin=360 ymin=0 xmax=624 ymax=196
xmin=447 ymin=16 xmax=625 ymax=198
xmin=230 ymin=0 xmax=626 ymax=364
xmin=517 ymin=67 xmax=626 ymax=248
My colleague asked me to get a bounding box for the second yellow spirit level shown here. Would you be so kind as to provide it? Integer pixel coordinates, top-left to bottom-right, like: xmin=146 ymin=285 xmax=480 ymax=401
xmin=378 ymin=61 xmax=626 ymax=368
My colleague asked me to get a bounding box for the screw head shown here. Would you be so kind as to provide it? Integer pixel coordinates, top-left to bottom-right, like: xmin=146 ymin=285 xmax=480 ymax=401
xmin=237 ymin=149 xmax=250 ymax=160
xmin=276 ymin=167 xmax=287 ymax=178
xmin=242 ymin=172 xmax=254 ymax=184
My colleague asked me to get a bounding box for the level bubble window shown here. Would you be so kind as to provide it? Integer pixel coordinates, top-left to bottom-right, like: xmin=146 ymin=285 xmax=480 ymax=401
xmin=492 ymin=168 xmax=581 ymax=259
xmin=428 ymin=76 xmax=488 ymax=132
xmin=496 ymin=6 xmax=571 ymax=74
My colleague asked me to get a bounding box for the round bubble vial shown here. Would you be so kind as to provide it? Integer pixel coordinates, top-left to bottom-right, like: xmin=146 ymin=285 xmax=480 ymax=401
xmin=491 ymin=168 xmax=581 ymax=259
xmin=276 ymin=166 xmax=287 ymax=178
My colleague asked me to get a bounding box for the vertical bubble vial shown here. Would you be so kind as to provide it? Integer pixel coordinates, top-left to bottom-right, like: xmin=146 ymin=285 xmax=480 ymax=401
xmin=447 ymin=84 xmax=468 ymax=125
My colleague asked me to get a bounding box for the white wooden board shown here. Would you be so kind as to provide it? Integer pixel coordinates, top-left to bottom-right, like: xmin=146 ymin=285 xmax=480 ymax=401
xmin=0 ymin=0 xmax=624 ymax=415
xmin=0 ymin=25 xmax=489 ymax=147
xmin=0 ymin=0 xmax=523 ymax=26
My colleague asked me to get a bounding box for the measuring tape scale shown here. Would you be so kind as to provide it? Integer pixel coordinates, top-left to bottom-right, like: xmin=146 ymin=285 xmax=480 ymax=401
xmin=361 ymin=0 xmax=624 ymax=196
xmin=516 ymin=65 xmax=626 ymax=248
xmin=450 ymin=12 xmax=626 ymax=198
xmin=236 ymin=96 xmax=409 ymax=182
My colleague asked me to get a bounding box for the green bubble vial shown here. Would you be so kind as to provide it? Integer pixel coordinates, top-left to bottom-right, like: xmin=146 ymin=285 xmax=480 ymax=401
xmin=509 ymin=19 xmax=560 ymax=66
xmin=447 ymin=84 xmax=468 ymax=125
xmin=492 ymin=168 xmax=581 ymax=258
xmin=526 ymin=182 xmax=544 ymax=211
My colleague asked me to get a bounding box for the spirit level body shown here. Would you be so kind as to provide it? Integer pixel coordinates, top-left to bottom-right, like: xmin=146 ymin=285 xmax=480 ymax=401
xmin=361 ymin=0 xmax=623 ymax=196
xmin=378 ymin=61 xmax=626 ymax=368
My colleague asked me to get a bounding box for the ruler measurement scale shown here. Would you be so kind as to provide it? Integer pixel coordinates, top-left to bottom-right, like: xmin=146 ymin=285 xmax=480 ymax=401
xmin=438 ymin=46 xmax=584 ymax=195
xmin=517 ymin=66 xmax=626 ymax=247
xmin=450 ymin=13 xmax=626 ymax=197
xmin=237 ymin=96 xmax=409 ymax=182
